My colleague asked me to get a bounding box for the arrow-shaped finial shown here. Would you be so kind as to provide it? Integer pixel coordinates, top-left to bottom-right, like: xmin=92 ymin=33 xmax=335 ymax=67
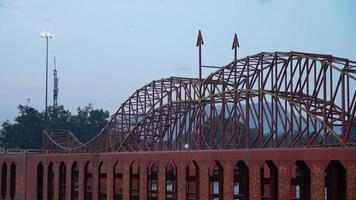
xmin=196 ymin=30 xmax=204 ymax=47
xmin=232 ymin=33 xmax=239 ymax=49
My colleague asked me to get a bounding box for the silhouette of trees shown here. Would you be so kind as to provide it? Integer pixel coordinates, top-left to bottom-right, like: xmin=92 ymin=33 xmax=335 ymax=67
xmin=0 ymin=104 xmax=109 ymax=149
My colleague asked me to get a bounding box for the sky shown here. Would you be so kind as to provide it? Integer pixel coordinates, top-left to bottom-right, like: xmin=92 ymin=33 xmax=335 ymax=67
xmin=0 ymin=0 xmax=355 ymax=123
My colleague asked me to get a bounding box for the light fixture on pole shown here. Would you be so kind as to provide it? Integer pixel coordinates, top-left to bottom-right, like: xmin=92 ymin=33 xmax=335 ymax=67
xmin=41 ymin=32 xmax=54 ymax=115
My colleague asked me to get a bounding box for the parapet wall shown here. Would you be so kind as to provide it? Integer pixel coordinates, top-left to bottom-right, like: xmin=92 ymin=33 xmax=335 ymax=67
xmin=0 ymin=148 xmax=355 ymax=200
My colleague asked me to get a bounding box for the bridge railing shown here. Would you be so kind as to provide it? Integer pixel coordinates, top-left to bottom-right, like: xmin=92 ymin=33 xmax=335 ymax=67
xmin=0 ymin=148 xmax=44 ymax=155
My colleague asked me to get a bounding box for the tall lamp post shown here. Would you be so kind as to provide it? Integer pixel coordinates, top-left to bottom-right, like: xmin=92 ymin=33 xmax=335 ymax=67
xmin=41 ymin=32 xmax=54 ymax=115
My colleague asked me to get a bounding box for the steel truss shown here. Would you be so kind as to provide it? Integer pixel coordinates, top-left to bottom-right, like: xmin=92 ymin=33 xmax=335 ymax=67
xmin=43 ymin=51 xmax=356 ymax=152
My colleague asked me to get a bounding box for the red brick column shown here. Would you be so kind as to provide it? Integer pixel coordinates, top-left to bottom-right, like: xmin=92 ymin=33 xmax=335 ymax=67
xmin=246 ymin=161 xmax=262 ymax=200
xmin=93 ymin=162 xmax=99 ymax=200
xmin=53 ymin=162 xmax=59 ymax=200
xmin=158 ymin=161 xmax=167 ymax=200
xmin=139 ymin=161 xmax=148 ymax=200
xmin=106 ymin=162 xmax=114 ymax=200
xmin=197 ymin=160 xmax=210 ymax=200
xmin=177 ymin=161 xmax=186 ymax=200
xmin=221 ymin=160 xmax=234 ymax=200
xmin=341 ymin=161 xmax=356 ymax=200
xmin=122 ymin=161 xmax=131 ymax=200
xmin=78 ymin=162 xmax=85 ymax=200
xmin=275 ymin=161 xmax=293 ymax=200
xmin=15 ymin=160 xmax=26 ymax=200
xmin=43 ymin=162 xmax=48 ymax=200
xmin=66 ymin=161 xmax=72 ymax=200
xmin=307 ymin=161 xmax=328 ymax=200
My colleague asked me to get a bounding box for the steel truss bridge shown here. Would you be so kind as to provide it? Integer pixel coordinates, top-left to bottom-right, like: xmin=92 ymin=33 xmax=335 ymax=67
xmin=43 ymin=51 xmax=356 ymax=153
xmin=1 ymin=49 xmax=356 ymax=200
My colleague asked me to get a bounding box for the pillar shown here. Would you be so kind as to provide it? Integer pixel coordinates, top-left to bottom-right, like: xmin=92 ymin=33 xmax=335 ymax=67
xmin=43 ymin=163 xmax=48 ymax=200
xmin=222 ymin=160 xmax=234 ymax=200
xmin=78 ymin=162 xmax=85 ymax=200
xmin=122 ymin=162 xmax=130 ymax=200
xmin=157 ymin=161 xmax=167 ymax=200
xmin=197 ymin=161 xmax=210 ymax=200
xmin=177 ymin=161 xmax=186 ymax=200
xmin=93 ymin=162 xmax=99 ymax=200
xmin=246 ymin=161 xmax=262 ymax=200
xmin=307 ymin=161 xmax=327 ymax=200
xmin=275 ymin=161 xmax=293 ymax=200
xmin=106 ymin=162 xmax=114 ymax=200
xmin=139 ymin=162 xmax=148 ymax=200
xmin=341 ymin=161 xmax=356 ymax=200
xmin=53 ymin=163 xmax=59 ymax=200
xmin=65 ymin=161 xmax=72 ymax=200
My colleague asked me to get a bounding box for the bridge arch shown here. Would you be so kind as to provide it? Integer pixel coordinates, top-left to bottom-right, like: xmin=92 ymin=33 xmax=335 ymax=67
xmin=43 ymin=52 xmax=356 ymax=152
xmin=119 ymin=52 xmax=356 ymax=151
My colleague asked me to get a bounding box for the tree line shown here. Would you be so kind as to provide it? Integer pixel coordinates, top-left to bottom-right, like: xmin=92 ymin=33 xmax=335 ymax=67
xmin=0 ymin=104 xmax=110 ymax=149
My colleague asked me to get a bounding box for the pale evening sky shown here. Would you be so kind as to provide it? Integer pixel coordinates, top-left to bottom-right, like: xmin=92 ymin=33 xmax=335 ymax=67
xmin=0 ymin=0 xmax=355 ymax=123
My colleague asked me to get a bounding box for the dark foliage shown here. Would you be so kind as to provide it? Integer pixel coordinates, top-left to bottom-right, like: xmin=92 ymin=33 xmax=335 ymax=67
xmin=0 ymin=104 xmax=109 ymax=149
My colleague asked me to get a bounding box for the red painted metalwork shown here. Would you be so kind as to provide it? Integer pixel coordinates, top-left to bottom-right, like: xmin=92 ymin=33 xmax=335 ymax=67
xmin=43 ymin=51 xmax=356 ymax=153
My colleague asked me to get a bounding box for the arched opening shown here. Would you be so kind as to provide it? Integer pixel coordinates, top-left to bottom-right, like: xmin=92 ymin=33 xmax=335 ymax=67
xmin=71 ymin=162 xmax=79 ymax=200
xmin=291 ymin=161 xmax=310 ymax=200
xmin=9 ymin=162 xmax=16 ymax=200
xmin=129 ymin=162 xmax=139 ymax=200
xmin=148 ymin=161 xmax=158 ymax=200
xmin=84 ymin=162 xmax=94 ymax=200
xmin=186 ymin=161 xmax=199 ymax=200
xmin=98 ymin=162 xmax=107 ymax=200
xmin=260 ymin=161 xmax=278 ymax=200
xmin=37 ymin=162 xmax=44 ymax=200
xmin=209 ymin=161 xmax=223 ymax=200
xmin=47 ymin=162 xmax=54 ymax=200
xmin=113 ymin=162 xmax=123 ymax=200
xmin=234 ymin=161 xmax=249 ymax=200
xmin=58 ymin=162 xmax=66 ymax=200
xmin=165 ymin=161 xmax=177 ymax=200
xmin=325 ymin=161 xmax=346 ymax=200
xmin=1 ymin=163 xmax=7 ymax=199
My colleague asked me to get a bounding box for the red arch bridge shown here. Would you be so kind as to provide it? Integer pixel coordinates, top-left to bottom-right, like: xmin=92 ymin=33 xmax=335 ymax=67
xmin=1 ymin=51 xmax=356 ymax=200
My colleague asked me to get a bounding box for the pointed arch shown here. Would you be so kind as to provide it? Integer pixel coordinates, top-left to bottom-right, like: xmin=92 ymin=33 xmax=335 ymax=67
xmin=36 ymin=162 xmax=44 ymax=200
xmin=71 ymin=162 xmax=79 ymax=200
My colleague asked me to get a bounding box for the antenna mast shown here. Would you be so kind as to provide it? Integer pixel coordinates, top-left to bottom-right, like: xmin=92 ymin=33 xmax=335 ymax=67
xmin=53 ymin=56 xmax=59 ymax=108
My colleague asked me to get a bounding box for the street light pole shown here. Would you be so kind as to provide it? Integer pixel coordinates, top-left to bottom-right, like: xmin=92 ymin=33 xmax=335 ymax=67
xmin=41 ymin=32 xmax=54 ymax=115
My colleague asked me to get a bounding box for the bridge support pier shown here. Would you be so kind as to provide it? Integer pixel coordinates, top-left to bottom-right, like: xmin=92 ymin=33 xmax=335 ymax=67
xmin=65 ymin=161 xmax=72 ymax=200
xmin=197 ymin=161 xmax=209 ymax=200
xmin=42 ymin=162 xmax=48 ymax=200
xmin=106 ymin=161 xmax=114 ymax=200
xmin=53 ymin=162 xmax=59 ymax=200
xmin=222 ymin=160 xmax=234 ymax=200
xmin=177 ymin=161 xmax=186 ymax=200
xmin=246 ymin=161 xmax=262 ymax=200
xmin=276 ymin=161 xmax=293 ymax=200
xmin=78 ymin=162 xmax=85 ymax=200
xmin=308 ymin=161 xmax=328 ymax=200
xmin=122 ymin=161 xmax=130 ymax=200
xmin=158 ymin=161 xmax=167 ymax=200
xmin=343 ymin=161 xmax=356 ymax=200
xmin=139 ymin=162 xmax=147 ymax=200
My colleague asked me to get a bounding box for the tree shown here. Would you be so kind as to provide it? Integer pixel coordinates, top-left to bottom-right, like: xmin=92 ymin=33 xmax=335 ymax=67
xmin=0 ymin=104 xmax=109 ymax=149
xmin=69 ymin=104 xmax=110 ymax=142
